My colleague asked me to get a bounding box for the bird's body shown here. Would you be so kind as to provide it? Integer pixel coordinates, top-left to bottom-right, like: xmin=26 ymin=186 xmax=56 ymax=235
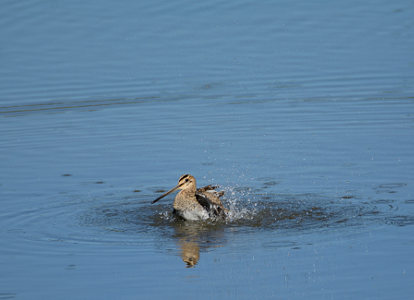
xmin=152 ymin=174 xmax=227 ymax=221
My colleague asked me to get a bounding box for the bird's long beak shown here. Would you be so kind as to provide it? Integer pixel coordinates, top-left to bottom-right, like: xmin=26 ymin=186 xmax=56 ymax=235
xmin=151 ymin=184 xmax=181 ymax=204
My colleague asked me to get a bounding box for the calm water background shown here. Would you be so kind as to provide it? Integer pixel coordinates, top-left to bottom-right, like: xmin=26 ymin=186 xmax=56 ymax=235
xmin=1 ymin=0 xmax=414 ymax=299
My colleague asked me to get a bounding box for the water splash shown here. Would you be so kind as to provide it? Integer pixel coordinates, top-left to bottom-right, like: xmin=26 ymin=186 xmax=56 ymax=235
xmin=126 ymin=185 xmax=372 ymax=232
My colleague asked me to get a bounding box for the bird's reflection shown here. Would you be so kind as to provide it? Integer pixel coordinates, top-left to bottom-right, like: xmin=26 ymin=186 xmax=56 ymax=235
xmin=171 ymin=220 xmax=225 ymax=268
xmin=179 ymin=240 xmax=200 ymax=267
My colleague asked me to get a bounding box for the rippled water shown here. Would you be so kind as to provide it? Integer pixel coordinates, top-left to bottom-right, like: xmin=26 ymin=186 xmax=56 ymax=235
xmin=1 ymin=0 xmax=414 ymax=299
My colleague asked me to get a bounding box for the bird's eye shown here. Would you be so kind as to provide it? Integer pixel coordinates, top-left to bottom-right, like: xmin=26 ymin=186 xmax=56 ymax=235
xmin=185 ymin=179 xmax=189 ymax=182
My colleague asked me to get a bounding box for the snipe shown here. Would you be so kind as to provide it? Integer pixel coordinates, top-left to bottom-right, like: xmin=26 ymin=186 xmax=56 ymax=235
xmin=152 ymin=174 xmax=228 ymax=221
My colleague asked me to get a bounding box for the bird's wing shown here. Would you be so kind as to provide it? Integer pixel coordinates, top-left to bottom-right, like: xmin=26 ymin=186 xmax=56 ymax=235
xmin=198 ymin=186 xmax=225 ymax=197
xmin=195 ymin=192 xmax=223 ymax=217
xmin=197 ymin=185 xmax=218 ymax=193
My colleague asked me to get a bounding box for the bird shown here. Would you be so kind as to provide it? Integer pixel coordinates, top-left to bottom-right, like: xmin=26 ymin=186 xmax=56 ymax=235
xmin=152 ymin=174 xmax=228 ymax=221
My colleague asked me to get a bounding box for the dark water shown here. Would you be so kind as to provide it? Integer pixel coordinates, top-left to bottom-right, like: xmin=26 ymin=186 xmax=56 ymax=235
xmin=1 ymin=0 xmax=414 ymax=299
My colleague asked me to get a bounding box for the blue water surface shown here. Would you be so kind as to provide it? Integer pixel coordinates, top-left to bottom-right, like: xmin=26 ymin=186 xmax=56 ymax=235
xmin=1 ymin=0 xmax=413 ymax=299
